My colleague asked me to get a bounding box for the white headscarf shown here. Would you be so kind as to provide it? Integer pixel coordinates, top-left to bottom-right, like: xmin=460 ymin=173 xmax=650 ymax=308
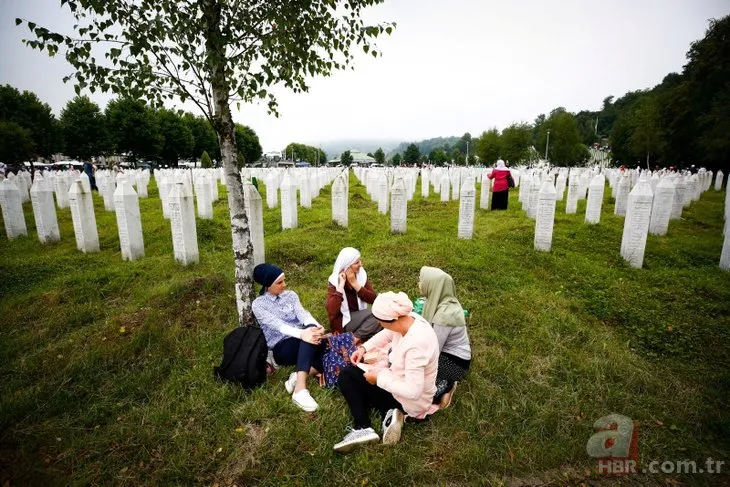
xmin=496 ymin=159 xmax=508 ymax=171
xmin=328 ymin=247 xmax=368 ymax=326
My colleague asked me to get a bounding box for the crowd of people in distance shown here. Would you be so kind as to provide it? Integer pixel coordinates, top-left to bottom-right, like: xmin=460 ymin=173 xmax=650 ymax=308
xmin=251 ymin=246 xmax=472 ymax=453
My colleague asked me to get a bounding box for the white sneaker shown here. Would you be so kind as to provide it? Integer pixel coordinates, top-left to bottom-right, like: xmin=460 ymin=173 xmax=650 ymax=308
xmin=292 ymin=389 xmax=318 ymax=412
xmin=382 ymin=408 xmax=404 ymax=445
xmin=284 ymin=372 xmax=297 ymax=395
xmin=333 ymin=427 xmax=380 ymax=453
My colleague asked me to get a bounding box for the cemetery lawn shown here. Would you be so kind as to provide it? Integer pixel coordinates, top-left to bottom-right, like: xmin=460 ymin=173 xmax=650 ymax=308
xmin=1 ymin=173 xmax=729 ymax=486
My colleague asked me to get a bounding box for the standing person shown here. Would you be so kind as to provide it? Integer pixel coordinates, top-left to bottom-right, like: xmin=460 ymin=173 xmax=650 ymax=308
xmin=418 ymin=266 xmax=471 ymax=408
xmin=325 ymin=247 xmax=379 ymax=340
xmin=487 ymin=159 xmax=512 ymax=210
xmin=334 ymin=292 xmax=439 ymax=452
xmin=252 ymin=263 xmax=326 ymax=412
xmin=82 ymin=160 xmax=98 ymax=191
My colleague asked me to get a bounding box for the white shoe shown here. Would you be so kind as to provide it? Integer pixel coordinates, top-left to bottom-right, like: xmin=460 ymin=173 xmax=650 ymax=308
xmin=333 ymin=427 xmax=380 ymax=453
xmin=284 ymin=372 xmax=297 ymax=395
xmin=382 ymin=408 xmax=404 ymax=445
xmin=292 ymin=389 xmax=318 ymax=412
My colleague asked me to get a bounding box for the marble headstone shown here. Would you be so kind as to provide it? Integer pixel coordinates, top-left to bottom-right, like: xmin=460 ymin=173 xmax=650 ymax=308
xmin=114 ymin=178 xmax=145 ymax=261
xmin=0 ymin=179 xmax=28 ymax=240
xmin=390 ymin=177 xmax=407 ymax=234
xmin=30 ymin=174 xmax=60 ymax=244
xmin=620 ymin=178 xmax=653 ymax=268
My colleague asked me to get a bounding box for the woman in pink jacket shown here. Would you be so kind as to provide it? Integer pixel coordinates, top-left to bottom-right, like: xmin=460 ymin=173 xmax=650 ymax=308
xmin=487 ymin=159 xmax=513 ymax=210
xmin=333 ymin=292 xmax=439 ymax=453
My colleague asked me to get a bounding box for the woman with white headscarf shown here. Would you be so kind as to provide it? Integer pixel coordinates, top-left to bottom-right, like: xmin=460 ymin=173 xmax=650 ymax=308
xmin=487 ymin=159 xmax=513 ymax=210
xmin=325 ymin=247 xmax=379 ymax=340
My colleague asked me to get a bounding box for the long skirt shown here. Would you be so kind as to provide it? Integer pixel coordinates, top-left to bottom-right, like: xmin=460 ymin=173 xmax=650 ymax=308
xmin=491 ymin=189 xmax=509 ymax=210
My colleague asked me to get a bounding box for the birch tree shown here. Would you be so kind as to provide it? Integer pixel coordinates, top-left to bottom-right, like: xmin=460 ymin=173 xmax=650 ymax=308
xmin=17 ymin=0 xmax=393 ymax=324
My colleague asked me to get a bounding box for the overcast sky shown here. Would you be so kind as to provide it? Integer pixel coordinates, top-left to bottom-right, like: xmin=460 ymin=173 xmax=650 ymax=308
xmin=1 ymin=0 xmax=728 ymax=153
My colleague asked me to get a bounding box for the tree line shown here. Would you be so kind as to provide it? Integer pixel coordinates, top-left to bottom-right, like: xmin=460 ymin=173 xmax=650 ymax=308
xmin=388 ymin=15 xmax=728 ymax=171
xmin=0 ymin=87 xmax=263 ymax=168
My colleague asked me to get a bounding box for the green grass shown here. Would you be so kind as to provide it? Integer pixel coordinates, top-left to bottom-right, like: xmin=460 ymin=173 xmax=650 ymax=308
xmin=1 ymin=173 xmax=729 ymax=486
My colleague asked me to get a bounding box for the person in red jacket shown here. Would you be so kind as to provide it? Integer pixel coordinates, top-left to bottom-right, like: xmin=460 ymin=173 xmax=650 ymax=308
xmin=487 ymin=159 xmax=512 ymax=210
xmin=325 ymin=247 xmax=379 ymax=341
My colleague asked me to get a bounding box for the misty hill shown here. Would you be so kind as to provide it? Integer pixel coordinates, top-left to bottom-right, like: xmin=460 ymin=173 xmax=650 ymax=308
xmin=388 ymin=136 xmax=461 ymax=157
xmin=311 ymin=139 xmax=402 ymax=158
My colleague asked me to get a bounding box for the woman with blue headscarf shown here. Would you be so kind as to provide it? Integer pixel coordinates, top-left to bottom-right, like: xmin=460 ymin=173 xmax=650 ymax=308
xmin=252 ymin=263 xmax=326 ymax=412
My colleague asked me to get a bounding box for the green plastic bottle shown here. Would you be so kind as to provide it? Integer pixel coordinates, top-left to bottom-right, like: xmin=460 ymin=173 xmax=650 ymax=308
xmin=413 ymin=297 xmax=425 ymax=315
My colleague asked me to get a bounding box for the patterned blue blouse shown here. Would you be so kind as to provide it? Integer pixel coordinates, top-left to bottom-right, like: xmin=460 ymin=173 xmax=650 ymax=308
xmin=252 ymin=290 xmax=319 ymax=349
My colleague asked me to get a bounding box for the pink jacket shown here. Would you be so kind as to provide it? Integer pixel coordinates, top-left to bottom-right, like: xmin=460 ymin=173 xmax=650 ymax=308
xmin=363 ymin=313 xmax=439 ymax=417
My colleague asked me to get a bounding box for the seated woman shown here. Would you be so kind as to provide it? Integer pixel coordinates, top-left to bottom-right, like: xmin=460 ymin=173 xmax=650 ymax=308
xmin=333 ymin=292 xmax=439 ymax=453
xmin=251 ymin=263 xmax=326 ymax=412
xmin=418 ymin=266 xmax=472 ymax=408
xmin=325 ymin=247 xmax=380 ymax=341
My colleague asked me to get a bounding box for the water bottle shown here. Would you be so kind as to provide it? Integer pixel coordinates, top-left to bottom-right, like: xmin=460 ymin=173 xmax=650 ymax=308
xmin=413 ymin=297 xmax=425 ymax=315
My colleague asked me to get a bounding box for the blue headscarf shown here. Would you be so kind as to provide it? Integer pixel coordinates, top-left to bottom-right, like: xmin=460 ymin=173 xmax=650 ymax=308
xmin=253 ymin=263 xmax=284 ymax=295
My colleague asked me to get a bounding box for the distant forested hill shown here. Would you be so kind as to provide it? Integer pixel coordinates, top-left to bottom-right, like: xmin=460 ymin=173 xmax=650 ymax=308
xmin=388 ymin=136 xmax=461 ymax=157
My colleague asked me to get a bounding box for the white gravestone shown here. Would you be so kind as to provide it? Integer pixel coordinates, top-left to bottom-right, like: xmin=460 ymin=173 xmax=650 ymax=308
xmin=114 ymin=178 xmax=145 ymax=261
xmin=300 ymin=172 xmax=312 ymax=209
xmin=440 ymin=174 xmax=450 ymax=203
xmin=534 ymin=180 xmax=557 ymax=251
xmin=30 ymin=175 xmax=60 ymax=244
xmin=527 ymin=176 xmax=541 ymax=219
xmin=331 ymin=174 xmax=348 ymax=228
xmin=265 ymin=172 xmax=279 ymax=209
xmin=421 ymin=170 xmax=430 ymax=198
xmin=480 ymin=172 xmax=491 ymax=210
xmin=68 ymin=179 xmax=100 ymax=252
xmin=458 ymin=178 xmax=475 ymax=239
xmin=714 ymin=170 xmax=724 ymax=192
xmin=721 ymin=230 xmax=730 ymax=271
xmin=377 ymin=173 xmax=389 ymax=214
xmin=565 ymin=175 xmax=580 ymax=214
xmin=671 ymin=176 xmax=686 ymax=220
xmin=102 ymin=174 xmax=116 ymax=211
xmin=648 ymin=177 xmax=676 ymax=236
xmin=620 ymin=178 xmax=654 ymax=268
xmin=585 ymin=174 xmax=606 ymax=224
xmin=0 ymin=179 xmax=28 ymax=239
xmin=159 ymin=175 xmax=171 ymax=219
xmin=54 ymin=173 xmax=70 ymax=208
xmin=614 ymin=174 xmax=630 ymax=216
xmin=450 ymin=171 xmax=460 ymax=200
xmin=195 ymin=174 xmax=213 ymax=219
xmin=555 ymin=172 xmax=567 ymax=201
xmin=280 ymin=172 xmax=298 ymax=229
xmin=168 ymin=176 xmax=199 ymax=265
xmin=243 ymin=180 xmax=265 ymax=266
xmin=390 ymin=178 xmax=407 ymax=234
xmin=136 ymin=171 xmax=149 ymax=198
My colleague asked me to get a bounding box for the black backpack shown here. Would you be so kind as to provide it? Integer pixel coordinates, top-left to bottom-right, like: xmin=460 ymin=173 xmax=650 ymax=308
xmin=213 ymin=325 xmax=268 ymax=389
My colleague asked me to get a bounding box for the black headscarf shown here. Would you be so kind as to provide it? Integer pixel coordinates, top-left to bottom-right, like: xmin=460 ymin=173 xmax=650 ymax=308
xmin=253 ymin=263 xmax=284 ymax=295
